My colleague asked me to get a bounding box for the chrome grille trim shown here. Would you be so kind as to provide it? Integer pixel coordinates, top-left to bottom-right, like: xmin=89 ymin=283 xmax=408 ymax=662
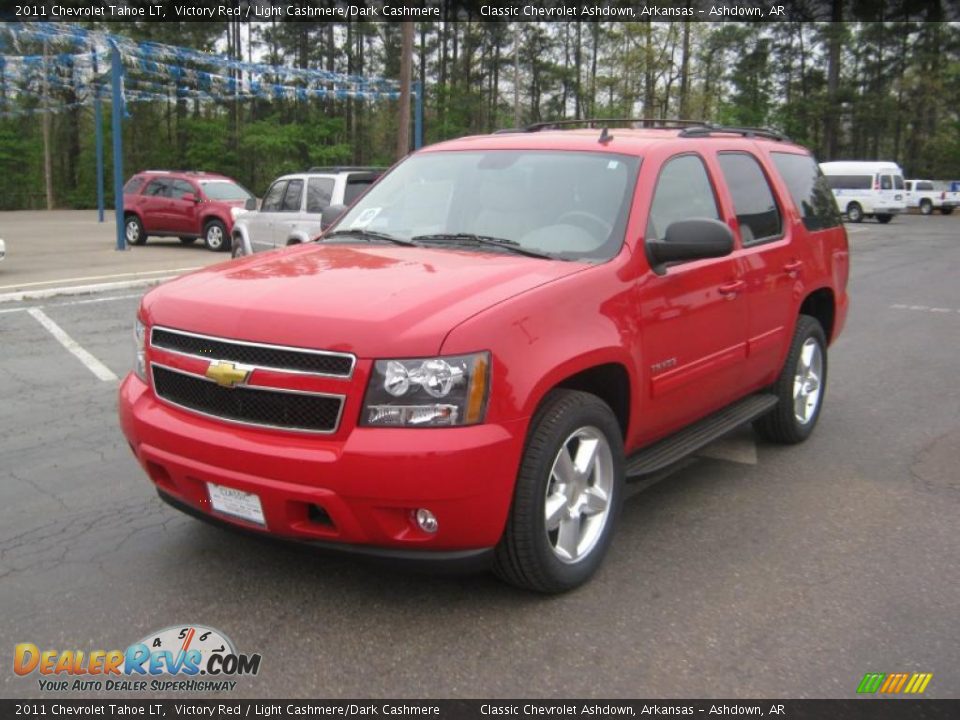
xmin=150 ymin=325 xmax=356 ymax=379
xmin=150 ymin=363 xmax=345 ymax=435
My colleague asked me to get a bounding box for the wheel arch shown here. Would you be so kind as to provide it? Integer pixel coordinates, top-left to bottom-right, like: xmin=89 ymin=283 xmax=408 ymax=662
xmin=522 ymin=355 xmax=633 ymax=441
xmin=799 ymin=286 xmax=836 ymax=344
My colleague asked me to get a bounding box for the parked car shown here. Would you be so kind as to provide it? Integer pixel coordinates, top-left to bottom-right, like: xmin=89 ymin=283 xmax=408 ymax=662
xmin=231 ymin=167 xmax=385 ymax=257
xmin=0 ymin=238 xmax=5 ymax=263
xmin=123 ymin=171 xmax=255 ymax=252
xmin=904 ymin=179 xmax=958 ymax=215
xmin=120 ymin=121 xmax=849 ymax=592
xmin=819 ymin=160 xmax=906 ymax=223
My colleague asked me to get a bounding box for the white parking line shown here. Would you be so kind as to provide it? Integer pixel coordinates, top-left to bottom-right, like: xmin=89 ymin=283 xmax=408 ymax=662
xmin=26 ymin=308 xmax=119 ymax=382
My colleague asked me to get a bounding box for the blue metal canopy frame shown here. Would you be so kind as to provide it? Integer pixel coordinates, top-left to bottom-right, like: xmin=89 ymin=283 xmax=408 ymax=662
xmin=1 ymin=22 xmax=424 ymax=250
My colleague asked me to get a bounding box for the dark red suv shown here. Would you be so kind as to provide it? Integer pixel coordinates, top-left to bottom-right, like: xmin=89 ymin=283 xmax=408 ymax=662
xmin=123 ymin=171 xmax=254 ymax=252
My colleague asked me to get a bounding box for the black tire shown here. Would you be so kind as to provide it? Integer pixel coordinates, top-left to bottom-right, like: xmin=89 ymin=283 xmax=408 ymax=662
xmin=941 ymin=207 xmax=954 ymax=216
xmin=179 ymin=237 xmax=198 ymax=245
xmin=876 ymin=214 xmax=893 ymax=224
xmin=846 ymin=202 xmax=863 ymax=223
xmin=494 ymin=390 xmax=625 ymax=593
xmin=919 ymin=199 xmax=933 ymax=215
xmin=203 ymin=220 xmax=229 ymax=252
xmin=754 ymin=315 xmax=828 ymax=445
xmin=231 ymin=238 xmax=245 ymax=258
xmin=124 ymin=215 xmax=147 ymax=246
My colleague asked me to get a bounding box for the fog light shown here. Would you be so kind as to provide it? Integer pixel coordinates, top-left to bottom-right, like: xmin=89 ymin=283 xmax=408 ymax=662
xmin=415 ymin=508 xmax=438 ymax=534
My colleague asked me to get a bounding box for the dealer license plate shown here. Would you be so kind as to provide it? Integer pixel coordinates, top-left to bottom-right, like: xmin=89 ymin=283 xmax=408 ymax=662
xmin=206 ymin=482 xmax=266 ymax=526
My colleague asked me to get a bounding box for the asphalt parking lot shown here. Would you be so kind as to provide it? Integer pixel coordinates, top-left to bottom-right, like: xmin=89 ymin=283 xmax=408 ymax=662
xmin=1 ymin=214 xmax=958 ymax=699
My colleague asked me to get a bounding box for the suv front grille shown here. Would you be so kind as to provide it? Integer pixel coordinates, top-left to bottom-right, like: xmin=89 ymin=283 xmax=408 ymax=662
xmin=152 ymin=365 xmax=343 ymax=433
xmin=151 ymin=327 xmax=354 ymax=377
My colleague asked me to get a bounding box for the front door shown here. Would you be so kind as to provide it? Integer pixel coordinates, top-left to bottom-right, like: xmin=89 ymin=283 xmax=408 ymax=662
xmin=636 ymin=153 xmax=748 ymax=443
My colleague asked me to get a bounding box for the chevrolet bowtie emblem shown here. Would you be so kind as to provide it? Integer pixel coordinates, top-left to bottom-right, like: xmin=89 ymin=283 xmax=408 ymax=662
xmin=205 ymin=360 xmax=253 ymax=388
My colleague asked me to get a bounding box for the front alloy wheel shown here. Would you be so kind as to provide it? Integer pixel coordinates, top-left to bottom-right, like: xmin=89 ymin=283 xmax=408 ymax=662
xmin=544 ymin=427 xmax=615 ymax=563
xmin=494 ymin=390 xmax=624 ymax=593
xmin=204 ymin=220 xmax=228 ymax=252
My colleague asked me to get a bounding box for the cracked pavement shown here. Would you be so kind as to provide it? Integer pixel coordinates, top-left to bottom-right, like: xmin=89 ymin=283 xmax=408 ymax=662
xmin=1 ymin=214 xmax=958 ymax=699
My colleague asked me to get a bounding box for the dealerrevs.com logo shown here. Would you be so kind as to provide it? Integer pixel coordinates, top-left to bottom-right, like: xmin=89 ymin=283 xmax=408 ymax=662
xmin=14 ymin=624 xmax=261 ymax=693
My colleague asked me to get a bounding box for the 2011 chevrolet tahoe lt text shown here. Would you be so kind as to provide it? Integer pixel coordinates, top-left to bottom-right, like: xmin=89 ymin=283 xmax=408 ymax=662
xmin=118 ymin=122 xmax=849 ymax=592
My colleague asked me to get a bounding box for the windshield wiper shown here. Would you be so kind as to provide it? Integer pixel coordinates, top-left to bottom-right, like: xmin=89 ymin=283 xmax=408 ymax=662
xmin=411 ymin=233 xmax=557 ymax=260
xmin=324 ymin=229 xmax=417 ymax=247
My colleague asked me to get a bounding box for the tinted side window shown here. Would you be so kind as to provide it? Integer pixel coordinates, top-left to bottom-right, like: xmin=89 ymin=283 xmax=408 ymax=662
xmin=306 ymin=178 xmax=334 ymax=213
xmin=646 ymin=155 xmax=719 ymax=240
xmin=825 ymin=175 xmax=872 ymax=190
xmin=281 ymin=179 xmax=304 ymax=212
xmin=917 ymin=181 xmax=934 ymax=191
xmin=880 ymin=175 xmax=893 ymax=190
xmin=144 ymin=179 xmax=170 ymax=197
xmin=894 ymin=176 xmax=904 ymax=190
xmin=343 ymin=174 xmax=379 ymax=205
xmin=261 ymin=181 xmax=287 ymax=212
xmin=772 ymin=153 xmax=841 ymax=232
xmin=717 ymin=153 xmax=781 ymax=245
xmin=124 ymin=177 xmax=145 ymax=194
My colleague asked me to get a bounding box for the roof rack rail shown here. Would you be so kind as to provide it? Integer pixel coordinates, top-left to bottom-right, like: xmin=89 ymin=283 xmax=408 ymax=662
xmin=678 ymin=124 xmax=791 ymax=142
xmin=521 ymin=118 xmax=709 ymax=133
xmin=306 ymin=166 xmax=385 ymax=173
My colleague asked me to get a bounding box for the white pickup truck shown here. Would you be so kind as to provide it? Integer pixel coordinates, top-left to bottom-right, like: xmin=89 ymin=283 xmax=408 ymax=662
xmin=904 ymin=180 xmax=958 ymax=215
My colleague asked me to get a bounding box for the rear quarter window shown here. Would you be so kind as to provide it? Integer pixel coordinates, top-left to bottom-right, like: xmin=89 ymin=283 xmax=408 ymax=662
xmin=772 ymin=153 xmax=842 ymax=232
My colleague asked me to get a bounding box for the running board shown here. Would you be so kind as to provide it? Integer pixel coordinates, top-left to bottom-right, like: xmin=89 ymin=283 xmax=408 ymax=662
xmin=626 ymin=394 xmax=778 ymax=479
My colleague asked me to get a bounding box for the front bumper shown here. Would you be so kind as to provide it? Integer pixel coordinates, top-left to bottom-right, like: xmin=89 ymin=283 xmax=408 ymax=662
xmin=119 ymin=375 xmax=527 ymax=554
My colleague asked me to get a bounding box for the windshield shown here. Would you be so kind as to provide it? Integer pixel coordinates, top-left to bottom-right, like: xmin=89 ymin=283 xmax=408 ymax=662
xmin=200 ymin=181 xmax=252 ymax=201
xmin=332 ymin=150 xmax=640 ymax=262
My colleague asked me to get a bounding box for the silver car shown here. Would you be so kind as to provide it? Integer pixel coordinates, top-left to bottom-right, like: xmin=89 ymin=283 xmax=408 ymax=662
xmin=231 ymin=167 xmax=384 ymax=257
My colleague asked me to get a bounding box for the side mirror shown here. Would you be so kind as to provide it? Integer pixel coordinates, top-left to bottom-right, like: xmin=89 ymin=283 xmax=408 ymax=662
xmin=647 ymin=218 xmax=734 ymax=274
xmin=244 ymin=197 xmax=257 ymax=212
xmin=320 ymin=204 xmax=347 ymax=230
xmin=181 ymin=192 xmax=200 ymax=203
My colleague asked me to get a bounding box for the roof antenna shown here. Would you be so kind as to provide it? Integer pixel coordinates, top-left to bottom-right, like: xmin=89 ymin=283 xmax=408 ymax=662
xmin=598 ymin=126 xmax=613 ymax=144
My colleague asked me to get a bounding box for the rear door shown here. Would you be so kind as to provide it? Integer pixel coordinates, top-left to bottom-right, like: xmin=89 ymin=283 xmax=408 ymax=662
xmin=715 ymin=149 xmax=792 ymax=386
xmin=637 ymin=153 xmax=749 ymax=439
xmin=140 ymin=178 xmax=172 ymax=232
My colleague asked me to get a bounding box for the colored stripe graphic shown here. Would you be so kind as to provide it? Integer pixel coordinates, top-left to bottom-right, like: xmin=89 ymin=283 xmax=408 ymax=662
xmin=857 ymin=672 xmax=932 ymax=694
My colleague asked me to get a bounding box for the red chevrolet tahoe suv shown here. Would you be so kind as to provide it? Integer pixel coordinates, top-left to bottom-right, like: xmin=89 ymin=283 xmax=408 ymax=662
xmin=119 ymin=122 xmax=849 ymax=592
xmin=123 ymin=171 xmax=254 ymax=252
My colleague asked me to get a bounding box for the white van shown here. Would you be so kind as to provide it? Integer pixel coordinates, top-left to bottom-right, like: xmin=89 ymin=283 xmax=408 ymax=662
xmin=819 ymin=161 xmax=907 ymax=223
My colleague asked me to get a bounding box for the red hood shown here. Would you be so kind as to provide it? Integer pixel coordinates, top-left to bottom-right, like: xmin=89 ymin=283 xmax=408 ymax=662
xmin=141 ymin=243 xmax=587 ymax=357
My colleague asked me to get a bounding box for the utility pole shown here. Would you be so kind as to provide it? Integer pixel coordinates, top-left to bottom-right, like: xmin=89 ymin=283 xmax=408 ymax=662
xmin=42 ymin=39 xmax=54 ymax=210
xmin=397 ymin=22 xmax=414 ymax=159
xmin=513 ymin=24 xmax=521 ymax=127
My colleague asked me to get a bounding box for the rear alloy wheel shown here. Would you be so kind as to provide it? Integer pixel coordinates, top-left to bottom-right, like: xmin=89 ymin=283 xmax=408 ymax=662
xmin=846 ymin=202 xmax=864 ymax=223
xmin=203 ymin=220 xmax=229 ymax=252
xmin=754 ymin=314 xmax=827 ymax=445
xmin=125 ymin=215 xmax=146 ymax=246
xmin=876 ymin=214 xmax=893 ymax=224
xmin=494 ymin=390 xmax=624 ymax=593
xmin=919 ymin=199 xmax=933 ymax=215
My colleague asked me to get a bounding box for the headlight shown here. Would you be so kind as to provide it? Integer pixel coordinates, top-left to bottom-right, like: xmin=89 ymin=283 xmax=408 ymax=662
xmin=230 ymin=207 xmax=246 ymax=220
xmin=133 ymin=318 xmax=147 ymax=382
xmin=362 ymin=352 xmax=490 ymax=427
